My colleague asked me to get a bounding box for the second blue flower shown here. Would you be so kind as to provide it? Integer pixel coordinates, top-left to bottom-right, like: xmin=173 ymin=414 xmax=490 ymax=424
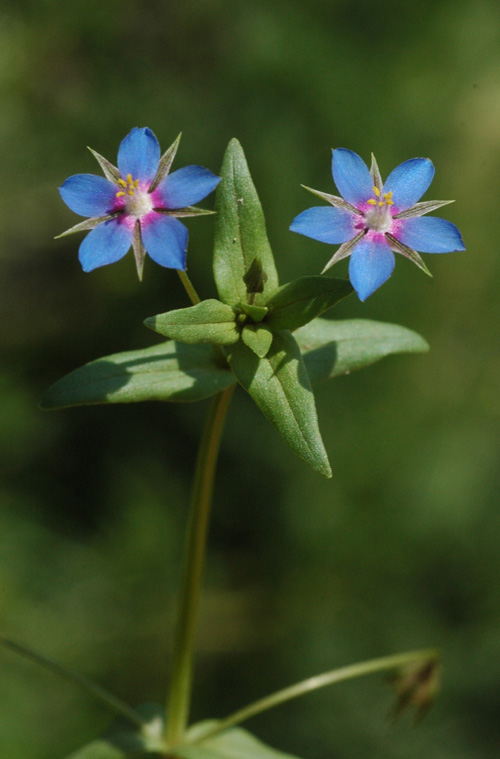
xmin=59 ymin=127 xmax=220 ymax=278
xmin=290 ymin=148 xmax=465 ymax=301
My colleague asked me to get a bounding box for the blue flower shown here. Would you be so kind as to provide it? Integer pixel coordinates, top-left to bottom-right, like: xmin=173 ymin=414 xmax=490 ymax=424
xmin=290 ymin=148 xmax=465 ymax=301
xmin=59 ymin=128 xmax=220 ymax=279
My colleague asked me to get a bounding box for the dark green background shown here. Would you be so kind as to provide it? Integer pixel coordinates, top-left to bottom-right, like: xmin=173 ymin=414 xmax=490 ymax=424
xmin=1 ymin=1 xmax=499 ymax=757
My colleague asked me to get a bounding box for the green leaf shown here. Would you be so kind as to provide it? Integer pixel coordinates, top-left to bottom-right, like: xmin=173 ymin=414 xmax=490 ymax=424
xmin=55 ymin=213 xmax=120 ymax=239
xmin=88 ymin=147 xmax=120 ymax=184
xmin=65 ymin=705 xmax=166 ymax=759
xmin=239 ymin=303 xmax=269 ymax=323
xmin=155 ymin=206 xmax=215 ymax=218
xmin=243 ymin=256 xmax=268 ymax=295
xmin=178 ymin=722 xmax=302 ymax=759
xmin=149 ymin=132 xmax=182 ymax=192
xmin=241 ymin=325 xmax=274 ymax=358
xmin=295 ymin=318 xmax=429 ymax=384
xmin=145 ymin=300 xmax=239 ymax=346
xmin=41 ymin=342 xmax=235 ymax=409
xmin=213 ymin=139 xmax=279 ymax=307
xmin=226 ymin=331 xmax=331 ymax=477
xmin=266 ymin=276 xmax=353 ymax=331
xmin=65 ymin=745 xmax=161 ymax=759
xmin=64 ymin=741 xmax=127 ymax=759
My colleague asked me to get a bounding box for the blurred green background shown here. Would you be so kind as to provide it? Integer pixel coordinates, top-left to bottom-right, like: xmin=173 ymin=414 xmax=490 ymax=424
xmin=1 ymin=0 xmax=499 ymax=756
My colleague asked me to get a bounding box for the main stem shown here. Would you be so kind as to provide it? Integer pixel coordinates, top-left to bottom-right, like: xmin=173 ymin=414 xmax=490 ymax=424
xmin=165 ymin=385 xmax=234 ymax=746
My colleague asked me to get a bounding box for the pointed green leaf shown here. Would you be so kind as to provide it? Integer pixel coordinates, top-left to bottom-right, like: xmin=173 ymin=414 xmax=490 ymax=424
xmin=321 ymin=232 xmax=364 ymax=274
xmin=239 ymin=303 xmax=269 ymax=323
xmin=64 ymin=741 xmax=127 ymax=759
xmin=393 ymin=199 xmax=455 ymax=220
xmin=149 ymin=132 xmax=182 ymax=192
xmin=145 ymin=300 xmax=239 ymax=346
xmin=295 ymin=318 xmax=429 ymax=384
xmin=370 ymin=153 xmax=383 ymax=192
xmin=243 ymin=256 xmax=268 ymax=295
xmin=178 ymin=722 xmax=302 ymax=759
xmin=155 ymin=206 xmax=215 ymax=218
xmin=65 ymin=744 xmax=161 ymax=759
xmin=301 ymin=185 xmax=359 ymax=215
xmin=88 ymin=147 xmax=121 ymax=184
xmin=266 ymin=276 xmax=353 ymax=331
xmin=241 ymin=325 xmax=273 ymax=358
xmin=65 ymin=708 xmax=165 ymax=759
xmin=385 ymin=233 xmax=433 ymax=277
xmin=226 ymin=331 xmax=331 ymax=477
xmin=132 ymin=220 xmax=146 ymax=281
xmin=214 ymin=139 xmax=279 ymax=307
xmin=41 ymin=342 xmax=235 ymax=409
xmin=55 ymin=213 xmax=120 ymax=239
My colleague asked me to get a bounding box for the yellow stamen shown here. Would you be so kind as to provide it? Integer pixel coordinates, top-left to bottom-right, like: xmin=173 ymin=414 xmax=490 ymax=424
xmin=116 ymin=172 xmax=140 ymax=200
xmin=367 ymin=198 xmax=377 ymax=205
xmin=373 ymin=186 xmax=381 ymax=197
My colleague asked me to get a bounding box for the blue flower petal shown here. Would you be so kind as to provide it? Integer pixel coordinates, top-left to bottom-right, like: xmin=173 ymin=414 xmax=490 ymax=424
xmin=383 ymin=158 xmax=434 ymax=211
xmin=397 ymin=217 xmax=465 ymax=253
xmin=78 ymin=219 xmax=133 ymax=272
xmin=332 ymin=148 xmax=374 ymax=207
xmin=290 ymin=206 xmax=357 ymax=244
xmin=59 ymin=175 xmax=117 ymax=217
xmin=349 ymin=236 xmax=395 ymax=301
xmin=117 ymin=127 xmax=161 ymax=185
xmin=142 ymin=214 xmax=188 ymax=270
xmin=156 ymin=166 xmax=221 ymax=209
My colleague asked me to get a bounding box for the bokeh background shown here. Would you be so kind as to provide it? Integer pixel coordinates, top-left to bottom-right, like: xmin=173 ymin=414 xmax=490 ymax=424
xmin=1 ymin=0 xmax=499 ymax=757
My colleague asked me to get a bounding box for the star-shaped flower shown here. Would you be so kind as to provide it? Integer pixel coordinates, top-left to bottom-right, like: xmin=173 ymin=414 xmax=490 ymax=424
xmin=58 ymin=127 xmax=220 ymax=279
xmin=290 ymin=148 xmax=465 ymax=301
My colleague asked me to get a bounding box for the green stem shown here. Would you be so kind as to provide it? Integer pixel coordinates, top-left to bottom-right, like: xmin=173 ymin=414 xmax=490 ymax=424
xmin=190 ymin=648 xmax=439 ymax=743
xmin=0 ymin=636 xmax=145 ymax=729
xmin=165 ymin=385 xmax=235 ymax=746
xmin=177 ymin=270 xmax=201 ymax=305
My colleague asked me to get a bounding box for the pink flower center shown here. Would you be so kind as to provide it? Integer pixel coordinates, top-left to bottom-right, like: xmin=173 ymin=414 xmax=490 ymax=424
xmin=116 ymin=173 xmax=154 ymax=218
xmin=364 ymin=186 xmax=394 ymax=233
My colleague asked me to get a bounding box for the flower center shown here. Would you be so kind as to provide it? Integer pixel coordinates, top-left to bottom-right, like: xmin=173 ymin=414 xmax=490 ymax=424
xmin=116 ymin=174 xmax=153 ymax=218
xmin=364 ymin=186 xmax=394 ymax=233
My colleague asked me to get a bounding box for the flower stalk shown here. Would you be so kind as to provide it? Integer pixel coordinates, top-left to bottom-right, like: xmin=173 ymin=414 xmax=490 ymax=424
xmin=165 ymin=384 xmax=235 ymax=746
xmin=177 ymin=269 xmax=202 ymax=305
xmin=189 ymin=648 xmax=440 ymax=744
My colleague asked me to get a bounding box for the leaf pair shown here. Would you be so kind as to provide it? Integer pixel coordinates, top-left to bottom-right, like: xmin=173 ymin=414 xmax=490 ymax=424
xmin=65 ymin=716 xmax=301 ymax=759
xmin=146 ymin=275 xmax=353 ymax=353
xmin=41 ymin=318 xmax=427 ymax=409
